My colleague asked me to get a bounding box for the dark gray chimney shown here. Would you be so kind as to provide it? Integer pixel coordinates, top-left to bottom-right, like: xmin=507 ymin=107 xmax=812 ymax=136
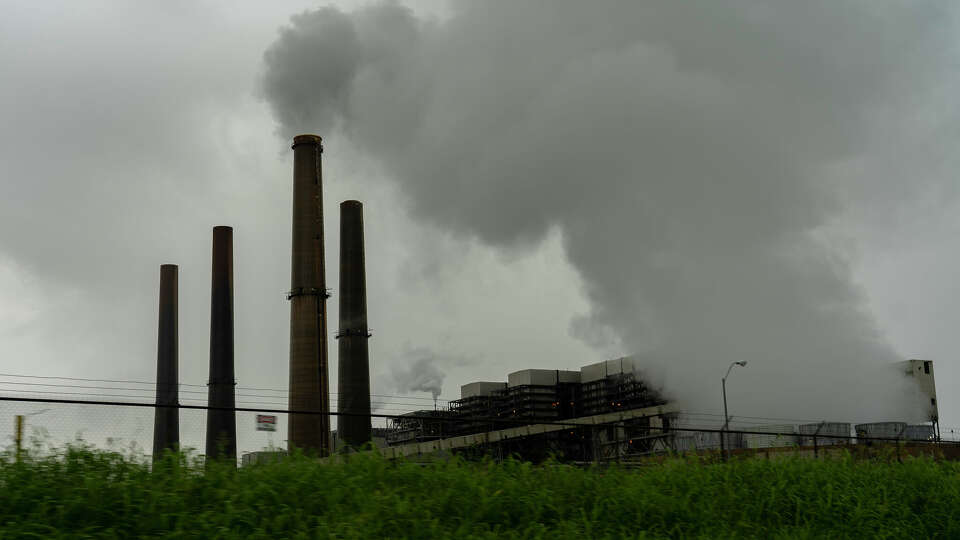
xmin=287 ymin=134 xmax=331 ymax=456
xmin=205 ymin=226 xmax=236 ymax=460
xmin=337 ymin=200 xmax=372 ymax=449
xmin=153 ymin=264 xmax=179 ymax=458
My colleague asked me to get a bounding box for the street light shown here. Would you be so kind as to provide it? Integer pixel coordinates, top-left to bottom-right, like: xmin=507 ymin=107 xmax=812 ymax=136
xmin=722 ymin=361 xmax=748 ymax=442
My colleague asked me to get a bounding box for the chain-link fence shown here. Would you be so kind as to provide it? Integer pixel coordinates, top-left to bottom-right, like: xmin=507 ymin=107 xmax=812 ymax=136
xmin=2 ymin=396 xmax=955 ymax=464
xmin=1 ymin=398 xmax=287 ymax=460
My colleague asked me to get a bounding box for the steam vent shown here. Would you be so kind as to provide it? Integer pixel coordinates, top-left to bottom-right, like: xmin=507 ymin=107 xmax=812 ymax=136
xmin=337 ymin=200 xmax=372 ymax=448
xmin=287 ymin=134 xmax=332 ymax=455
xmin=152 ymin=264 xmax=179 ymax=458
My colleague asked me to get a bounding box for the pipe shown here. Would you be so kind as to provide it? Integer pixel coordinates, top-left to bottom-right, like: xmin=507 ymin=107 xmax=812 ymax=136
xmin=153 ymin=264 xmax=179 ymax=458
xmin=337 ymin=200 xmax=372 ymax=449
xmin=287 ymin=134 xmax=331 ymax=456
xmin=205 ymin=226 xmax=236 ymax=460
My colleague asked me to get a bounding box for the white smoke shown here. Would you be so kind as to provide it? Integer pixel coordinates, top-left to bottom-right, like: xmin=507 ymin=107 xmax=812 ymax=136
xmin=390 ymin=347 xmax=445 ymax=400
xmin=261 ymin=1 xmax=958 ymax=423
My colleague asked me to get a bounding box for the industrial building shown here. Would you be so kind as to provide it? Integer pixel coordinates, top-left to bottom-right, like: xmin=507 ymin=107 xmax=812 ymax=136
xmin=386 ymin=356 xmax=673 ymax=461
xmin=898 ymin=359 xmax=939 ymax=426
xmin=143 ymin=134 xmax=942 ymax=464
xmin=383 ymin=356 xmax=943 ymax=461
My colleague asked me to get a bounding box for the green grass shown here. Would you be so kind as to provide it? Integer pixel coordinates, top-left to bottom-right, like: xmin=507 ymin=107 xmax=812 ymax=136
xmin=1 ymin=446 xmax=958 ymax=539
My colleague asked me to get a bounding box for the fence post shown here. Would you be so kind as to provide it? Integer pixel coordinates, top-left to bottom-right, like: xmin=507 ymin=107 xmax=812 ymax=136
xmin=14 ymin=415 xmax=24 ymax=462
xmin=813 ymin=421 xmax=825 ymax=459
xmin=896 ymin=424 xmax=906 ymax=464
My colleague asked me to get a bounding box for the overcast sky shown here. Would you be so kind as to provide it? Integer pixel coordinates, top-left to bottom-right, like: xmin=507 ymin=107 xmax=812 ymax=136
xmin=3 ymin=1 xmax=960 ymax=448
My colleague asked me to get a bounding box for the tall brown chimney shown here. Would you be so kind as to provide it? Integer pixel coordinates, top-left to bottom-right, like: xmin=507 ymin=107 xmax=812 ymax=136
xmin=153 ymin=264 xmax=179 ymax=458
xmin=287 ymin=135 xmax=331 ymax=455
xmin=205 ymin=226 xmax=236 ymax=460
xmin=337 ymin=200 xmax=372 ymax=449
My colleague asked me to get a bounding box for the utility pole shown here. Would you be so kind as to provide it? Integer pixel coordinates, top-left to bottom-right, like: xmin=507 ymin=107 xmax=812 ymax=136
xmin=14 ymin=409 xmax=50 ymax=462
xmin=14 ymin=415 xmax=23 ymax=462
xmin=721 ymin=361 xmax=748 ymax=460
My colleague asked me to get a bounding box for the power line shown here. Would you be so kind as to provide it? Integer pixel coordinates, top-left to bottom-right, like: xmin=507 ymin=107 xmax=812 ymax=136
xmin=0 ymin=389 xmax=426 ymax=413
xmin=0 ymin=372 xmax=191 ymax=386
xmin=1 ymin=374 xmax=935 ymax=429
xmin=0 ymin=373 xmax=450 ymax=402
xmin=0 ymin=381 xmax=444 ymax=408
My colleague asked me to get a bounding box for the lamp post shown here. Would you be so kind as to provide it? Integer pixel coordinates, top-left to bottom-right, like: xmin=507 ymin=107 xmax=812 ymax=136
xmin=721 ymin=361 xmax=747 ymax=457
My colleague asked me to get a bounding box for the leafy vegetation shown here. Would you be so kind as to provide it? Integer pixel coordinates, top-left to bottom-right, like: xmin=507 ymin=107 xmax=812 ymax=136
xmin=1 ymin=446 xmax=957 ymax=539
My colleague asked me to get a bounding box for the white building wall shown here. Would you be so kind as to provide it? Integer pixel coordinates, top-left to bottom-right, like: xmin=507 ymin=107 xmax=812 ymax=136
xmin=897 ymin=359 xmax=939 ymax=422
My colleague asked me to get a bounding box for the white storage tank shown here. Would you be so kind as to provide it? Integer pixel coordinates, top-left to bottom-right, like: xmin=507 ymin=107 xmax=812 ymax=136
xmin=903 ymin=424 xmax=935 ymax=442
xmin=672 ymin=433 xmax=697 ymax=452
xmin=694 ymin=431 xmax=724 ymax=450
xmin=669 ymin=414 xmax=742 ymax=451
xmin=721 ymin=431 xmax=745 ymax=450
xmin=797 ymin=423 xmax=851 ymax=446
xmin=855 ymin=422 xmax=907 ymax=442
xmin=743 ymin=424 xmax=797 ymax=449
xmin=671 ymin=431 xmax=736 ymax=452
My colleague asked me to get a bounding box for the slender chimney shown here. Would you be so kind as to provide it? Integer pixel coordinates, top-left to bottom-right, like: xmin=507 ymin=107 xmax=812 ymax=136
xmin=337 ymin=200 xmax=372 ymax=449
xmin=153 ymin=264 xmax=179 ymax=459
xmin=205 ymin=226 xmax=236 ymax=460
xmin=287 ymin=135 xmax=331 ymax=455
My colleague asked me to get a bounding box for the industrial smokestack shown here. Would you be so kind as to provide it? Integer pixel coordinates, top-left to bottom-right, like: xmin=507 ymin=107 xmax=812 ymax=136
xmin=287 ymin=134 xmax=331 ymax=455
xmin=205 ymin=226 xmax=237 ymax=460
xmin=337 ymin=200 xmax=372 ymax=449
xmin=153 ymin=264 xmax=179 ymax=459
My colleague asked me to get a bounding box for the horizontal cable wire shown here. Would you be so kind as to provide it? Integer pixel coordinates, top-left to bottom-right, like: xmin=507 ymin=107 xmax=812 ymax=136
xmin=0 ymin=375 xmax=940 ymax=434
xmin=0 ymin=389 xmax=424 ymax=413
xmin=0 ymin=381 xmax=442 ymax=408
xmin=0 ymin=373 xmax=449 ymax=402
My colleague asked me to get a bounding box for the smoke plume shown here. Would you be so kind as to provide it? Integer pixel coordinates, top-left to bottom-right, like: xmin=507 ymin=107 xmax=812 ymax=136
xmin=390 ymin=347 xmax=446 ymax=400
xmin=262 ymin=2 xmax=957 ymax=422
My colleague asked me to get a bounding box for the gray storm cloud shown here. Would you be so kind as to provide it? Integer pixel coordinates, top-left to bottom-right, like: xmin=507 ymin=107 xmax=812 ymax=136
xmin=262 ymin=2 xmax=957 ymax=422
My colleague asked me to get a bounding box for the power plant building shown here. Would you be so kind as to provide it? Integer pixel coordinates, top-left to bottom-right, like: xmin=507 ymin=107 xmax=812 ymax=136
xmin=899 ymin=359 xmax=939 ymax=422
xmin=137 ymin=136 xmax=943 ymax=463
xmin=387 ymin=356 xmax=671 ymax=461
xmin=383 ymin=356 xmax=944 ymax=461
